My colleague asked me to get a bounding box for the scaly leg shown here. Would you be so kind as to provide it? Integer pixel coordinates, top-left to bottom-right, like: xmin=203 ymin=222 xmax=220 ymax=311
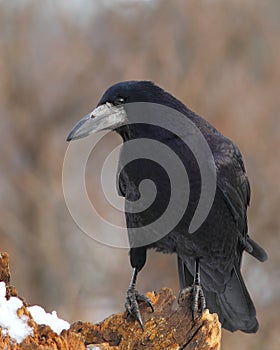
xmin=125 ymin=268 xmax=154 ymax=330
xmin=178 ymin=258 xmax=206 ymax=320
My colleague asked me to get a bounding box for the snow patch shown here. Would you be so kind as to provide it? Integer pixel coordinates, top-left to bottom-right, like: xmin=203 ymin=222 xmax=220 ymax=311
xmin=27 ymin=305 xmax=70 ymax=334
xmin=0 ymin=282 xmax=33 ymax=343
xmin=0 ymin=281 xmax=70 ymax=344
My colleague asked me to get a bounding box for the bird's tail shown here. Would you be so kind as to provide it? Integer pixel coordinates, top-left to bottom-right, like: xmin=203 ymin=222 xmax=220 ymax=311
xmin=178 ymin=257 xmax=259 ymax=333
xmin=204 ymin=264 xmax=259 ymax=333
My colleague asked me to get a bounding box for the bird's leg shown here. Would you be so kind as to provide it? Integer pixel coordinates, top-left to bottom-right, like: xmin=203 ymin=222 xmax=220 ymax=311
xmin=125 ymin=267 xmax=154 ymax=330
xmin=191 ymin=258 xmax=206 ymax=319
xmin=178 ymin=258 xmax=206 ymax=320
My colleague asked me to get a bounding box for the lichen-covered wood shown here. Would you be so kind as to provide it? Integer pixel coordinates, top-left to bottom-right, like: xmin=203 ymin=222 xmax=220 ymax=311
xmin=0 ymin=252 xmax=221 ymax=349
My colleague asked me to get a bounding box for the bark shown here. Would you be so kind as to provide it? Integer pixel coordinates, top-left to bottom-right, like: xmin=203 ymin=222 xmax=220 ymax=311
xmin=0 ymin=252 xmax=221 ymax=350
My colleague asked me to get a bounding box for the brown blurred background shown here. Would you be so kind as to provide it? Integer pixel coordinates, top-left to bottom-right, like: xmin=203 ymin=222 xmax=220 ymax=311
xmin=0 ymin=0 xmax=279 ymax=348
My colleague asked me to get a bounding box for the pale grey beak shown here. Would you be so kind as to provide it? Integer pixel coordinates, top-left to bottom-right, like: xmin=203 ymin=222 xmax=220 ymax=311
xmin=67 ymin=103 xmax=127 ymax=141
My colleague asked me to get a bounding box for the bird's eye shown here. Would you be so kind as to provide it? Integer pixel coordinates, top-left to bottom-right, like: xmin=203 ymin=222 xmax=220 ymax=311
xmin=114 ymin=97 xmax=125 ymax=105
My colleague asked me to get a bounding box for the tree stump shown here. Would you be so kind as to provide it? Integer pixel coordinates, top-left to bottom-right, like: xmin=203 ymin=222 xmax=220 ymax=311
xmin=0 ymin=252 xmax=221 ymax=349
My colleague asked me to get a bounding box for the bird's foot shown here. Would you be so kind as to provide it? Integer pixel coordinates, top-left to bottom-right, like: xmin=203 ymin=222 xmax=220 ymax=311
xmin=191 ymin=282 xmax=206 ymax=320
xmin=178 ymin=284 xmax=206 ymax=320
xmin=125 ymin=287 xmax=154 ymax=330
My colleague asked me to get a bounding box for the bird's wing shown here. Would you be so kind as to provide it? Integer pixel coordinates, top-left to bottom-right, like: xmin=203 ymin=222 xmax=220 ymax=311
xmin=212 ymin=136 xmax=250 ymax=235
xmin=211 ymin=134 xmax=267 ymax=263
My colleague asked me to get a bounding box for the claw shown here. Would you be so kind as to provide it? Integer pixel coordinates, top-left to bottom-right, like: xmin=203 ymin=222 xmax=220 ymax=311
xmin=191 ymin=283 xmax=206 ymax=320
xmin=178 ymin=258 xmax=206 ymax=320
xmin=125 ymin=287 xmax=154 ymax=330
xmin=178 ymin=286 xmax=192 ymax=304
xmin=135 ymin=292 xmax=154 ymax=312
xmin=179 ymin=284 xmax=206 ymax=320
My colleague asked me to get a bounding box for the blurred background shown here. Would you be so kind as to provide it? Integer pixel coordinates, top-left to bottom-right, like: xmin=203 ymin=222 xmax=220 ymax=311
xmin=0 ymin=0 xmax=279 ymax=348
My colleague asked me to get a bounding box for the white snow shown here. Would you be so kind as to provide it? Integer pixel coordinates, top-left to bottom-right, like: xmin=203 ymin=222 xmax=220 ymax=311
xmin=27 ymin=305 xmax=70 ymax=334
xmin=0 ymin=282 xmax=33 ymax=343
xmin=0 ymin=281 xmax=70 ymax=344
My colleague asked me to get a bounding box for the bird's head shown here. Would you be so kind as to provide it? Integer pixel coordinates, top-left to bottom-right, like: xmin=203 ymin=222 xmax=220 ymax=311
xmin=67 ymin=81 xmax=151 ymax=141
xmin=66 ymin=80 xmax=183 ymax=141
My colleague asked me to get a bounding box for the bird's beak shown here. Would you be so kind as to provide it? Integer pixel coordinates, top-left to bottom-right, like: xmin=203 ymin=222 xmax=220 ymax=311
xmin=67 ymin=103 xmax=127 ymax=141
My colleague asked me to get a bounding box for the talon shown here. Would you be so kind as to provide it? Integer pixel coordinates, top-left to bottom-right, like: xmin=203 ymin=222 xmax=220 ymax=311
xmin=179 ymin=258 xmax=206 ymax=320
xmin=179 ymin=283 xmax=205 ymax=320
xmin=199 ymin=287 xmax=206 ymax=311
xmin=191 ymin=284 xmax=206 ymax=320
xmin=135 ymin=291 xmax=154 ymax=312
xmin=125 ymin=287 xmax=154 ymax=330
xmin=138 ymin=315 xmax=144 ymax=331
xmin=178 ymin=286 xmax=192 ymax=304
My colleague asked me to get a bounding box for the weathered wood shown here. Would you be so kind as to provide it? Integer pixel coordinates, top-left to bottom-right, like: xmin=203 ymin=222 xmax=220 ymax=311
xmin=72 ymin=288 xmax=221 ymax=350
xmin=0 ymin=252 xmax=221 ymax=350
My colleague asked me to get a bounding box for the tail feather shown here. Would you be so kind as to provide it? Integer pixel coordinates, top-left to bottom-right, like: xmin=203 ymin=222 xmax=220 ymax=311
xmin=211 ymin=265 xmax=258 ymax=333
xmin=178 ymin=258 xmax=259 ymax=333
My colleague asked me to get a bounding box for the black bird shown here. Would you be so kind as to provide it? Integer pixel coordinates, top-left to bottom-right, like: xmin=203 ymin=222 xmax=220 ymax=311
xmin=67 ymin=81 xmax=267 ymax=333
